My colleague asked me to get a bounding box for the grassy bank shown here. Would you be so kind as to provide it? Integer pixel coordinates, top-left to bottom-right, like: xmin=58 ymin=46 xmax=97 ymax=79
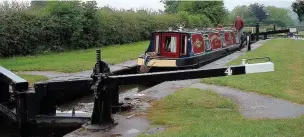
xmin=202 ymin=39 xmax=304 ymax=104
xmin=0 ymin=41 xmax=148 ymax=73
xmin=141 ymin=88 xmax=304 ymax=137
xmin=18 ymin=74 xmax=49 ymax=87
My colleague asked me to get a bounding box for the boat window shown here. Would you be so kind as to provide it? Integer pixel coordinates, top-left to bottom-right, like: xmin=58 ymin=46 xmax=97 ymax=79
xmin=181 ymin=35 xmax=187 ymax=55
xmin=164 ymin=36 xmax=177 ymax=53
xmin=155 ymin=35 xmax=160 ymax=53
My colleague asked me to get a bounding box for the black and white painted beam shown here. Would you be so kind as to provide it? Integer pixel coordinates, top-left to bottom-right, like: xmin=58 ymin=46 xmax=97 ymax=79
xmin=0 ymin=66 xmax=28 ymax=91
xmin=108 ymin=59 xmax=274 ymax=85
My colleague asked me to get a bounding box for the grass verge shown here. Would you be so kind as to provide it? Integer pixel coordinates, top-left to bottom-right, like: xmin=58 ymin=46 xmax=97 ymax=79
xmin=202 ymin=39 xmax=304 ymax=104
xmin=140 ymin=88 xmax=304 ymax=137
xmin=18 ymin=74 xmax=49 ymax=87
xmin=0 ymin=41 xmax=148 ymax=73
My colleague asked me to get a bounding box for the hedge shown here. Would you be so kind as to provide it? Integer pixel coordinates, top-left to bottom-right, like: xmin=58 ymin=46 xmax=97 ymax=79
xmin=0 ymin=1 xmax=212 ymax=57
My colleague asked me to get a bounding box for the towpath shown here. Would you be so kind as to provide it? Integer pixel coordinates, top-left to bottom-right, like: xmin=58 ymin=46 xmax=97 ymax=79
xmin=18 ymin=60 xmax=137 ymax=81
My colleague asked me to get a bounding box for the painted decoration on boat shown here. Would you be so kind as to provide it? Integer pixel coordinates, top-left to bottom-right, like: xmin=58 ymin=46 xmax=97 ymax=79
xmin=224 ymin=32 xmax=234 ymax=46
xmin=191 ymin=34 xmax=205 ymax=54
xmin=209 ymin=33 xmax=222 ymax=50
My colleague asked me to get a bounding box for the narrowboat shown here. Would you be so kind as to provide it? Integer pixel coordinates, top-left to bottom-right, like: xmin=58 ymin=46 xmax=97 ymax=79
xmin=137 ymin=27 xmax=244 ymax=73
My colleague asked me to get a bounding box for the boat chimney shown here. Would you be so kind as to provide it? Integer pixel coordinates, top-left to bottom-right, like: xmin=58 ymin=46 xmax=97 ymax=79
xmin=179 ymin=26 xmax=183 ymax=31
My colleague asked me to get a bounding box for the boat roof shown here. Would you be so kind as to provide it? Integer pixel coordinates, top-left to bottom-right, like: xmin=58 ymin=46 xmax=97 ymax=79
xmin=153 ymin=27 xmax=237 ymax=34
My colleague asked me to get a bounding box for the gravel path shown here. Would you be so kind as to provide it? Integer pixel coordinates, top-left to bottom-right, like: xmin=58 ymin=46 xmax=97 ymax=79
xmin=190 ymin=83 xmax=304 ymax=119
xmin=198 ymin=39 xmax=304 ymax=119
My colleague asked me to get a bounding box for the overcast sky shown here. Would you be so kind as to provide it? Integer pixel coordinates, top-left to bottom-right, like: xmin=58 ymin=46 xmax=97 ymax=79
xmin=11 ymin=0 xmax=295 ymax=11
xmin=95 ymin=0 xmax=294 ymax=11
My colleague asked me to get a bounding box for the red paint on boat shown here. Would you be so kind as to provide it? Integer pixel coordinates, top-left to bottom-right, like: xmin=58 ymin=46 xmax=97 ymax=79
xmin=209 ymin=33 xmax=222 ymax=50
xmin=161 ymin=33 xmax=180 ymax=58
xmin=224 ymin=32 xmax=234 ymax=46
xmin=191 ymin=34 xmax=205 ymax=54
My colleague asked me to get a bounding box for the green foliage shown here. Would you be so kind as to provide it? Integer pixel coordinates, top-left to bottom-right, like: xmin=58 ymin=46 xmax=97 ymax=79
xmin=292 ymin=0 xmax=304 ymax=22
xmin=98 ymin=7 xmax=184 ymax=45
xmin=142 ymin=88 xmax=304 ymax=137
xmin=177 ymin=11 xmax=211 ymax=28
xmin=229 ymin=5 xmax=294 ymax=27
xmin=162 ymin=0 xmax=227 ymax=25
xmin=228 ymin=5 xmax=254 ymax=24
xmin=249 ymin=3 xmax=268 ymax=22
xmin=161 ymin=0 xmax=180 ymax=14
xmin=0 ymin=1 xmax=212 ymax=57
xmin=265 ymin=6 xmax=293 ymax=26
xmin=0 ymin=0 xmax=102 ymax=57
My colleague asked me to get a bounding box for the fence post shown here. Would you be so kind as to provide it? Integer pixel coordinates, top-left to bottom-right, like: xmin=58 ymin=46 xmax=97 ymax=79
xmin=256 ymin=22 xmax=260 ymax=41
xmin=273 ymin=24 xmax=276 ymax=31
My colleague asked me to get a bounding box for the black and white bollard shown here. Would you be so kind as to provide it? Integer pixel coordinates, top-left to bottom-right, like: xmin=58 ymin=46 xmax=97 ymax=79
xmin=247 ymin=35 xmax=251 ymax=51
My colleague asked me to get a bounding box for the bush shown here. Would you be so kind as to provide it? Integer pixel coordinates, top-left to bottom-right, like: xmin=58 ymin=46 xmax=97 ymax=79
xmin=177 ymin=11 xmax=212 ymax=28
xmin=0 ymin=1 xmax=213 ymax=57
xmin=0 ymin=1 xmax=102 ymax=57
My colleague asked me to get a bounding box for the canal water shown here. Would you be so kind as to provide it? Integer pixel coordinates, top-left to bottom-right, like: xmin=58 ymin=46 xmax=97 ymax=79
xmin=0 ymin=84 xmax=151 ymax=137
xmin=57 ymin=84 xmax=150 ymax=113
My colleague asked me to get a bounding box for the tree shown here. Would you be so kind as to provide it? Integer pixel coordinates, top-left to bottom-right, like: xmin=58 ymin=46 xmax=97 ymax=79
xmin=265 ymin=6 xmax=293 ymax=26
xmin=160 ymin=0 xmax=180 ymax=14
xmin=161 ymin=0 xmax=227 ymax=25
xmin=249 ymin=3 xmax=268 ymax=22
xmin=228 ymin=5 xmax=255 ymax=24
xmin=228 ymin=5 xmax=294 ymax=26
xmin=292 ymin=0 xmax=304 ymax=22
xmin=229 ymin=5 xmax=252 ymax=19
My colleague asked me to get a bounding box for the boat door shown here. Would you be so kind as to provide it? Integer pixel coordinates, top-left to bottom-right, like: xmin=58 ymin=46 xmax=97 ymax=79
xmin=161 ymin=33 xmax=180 ymax=58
